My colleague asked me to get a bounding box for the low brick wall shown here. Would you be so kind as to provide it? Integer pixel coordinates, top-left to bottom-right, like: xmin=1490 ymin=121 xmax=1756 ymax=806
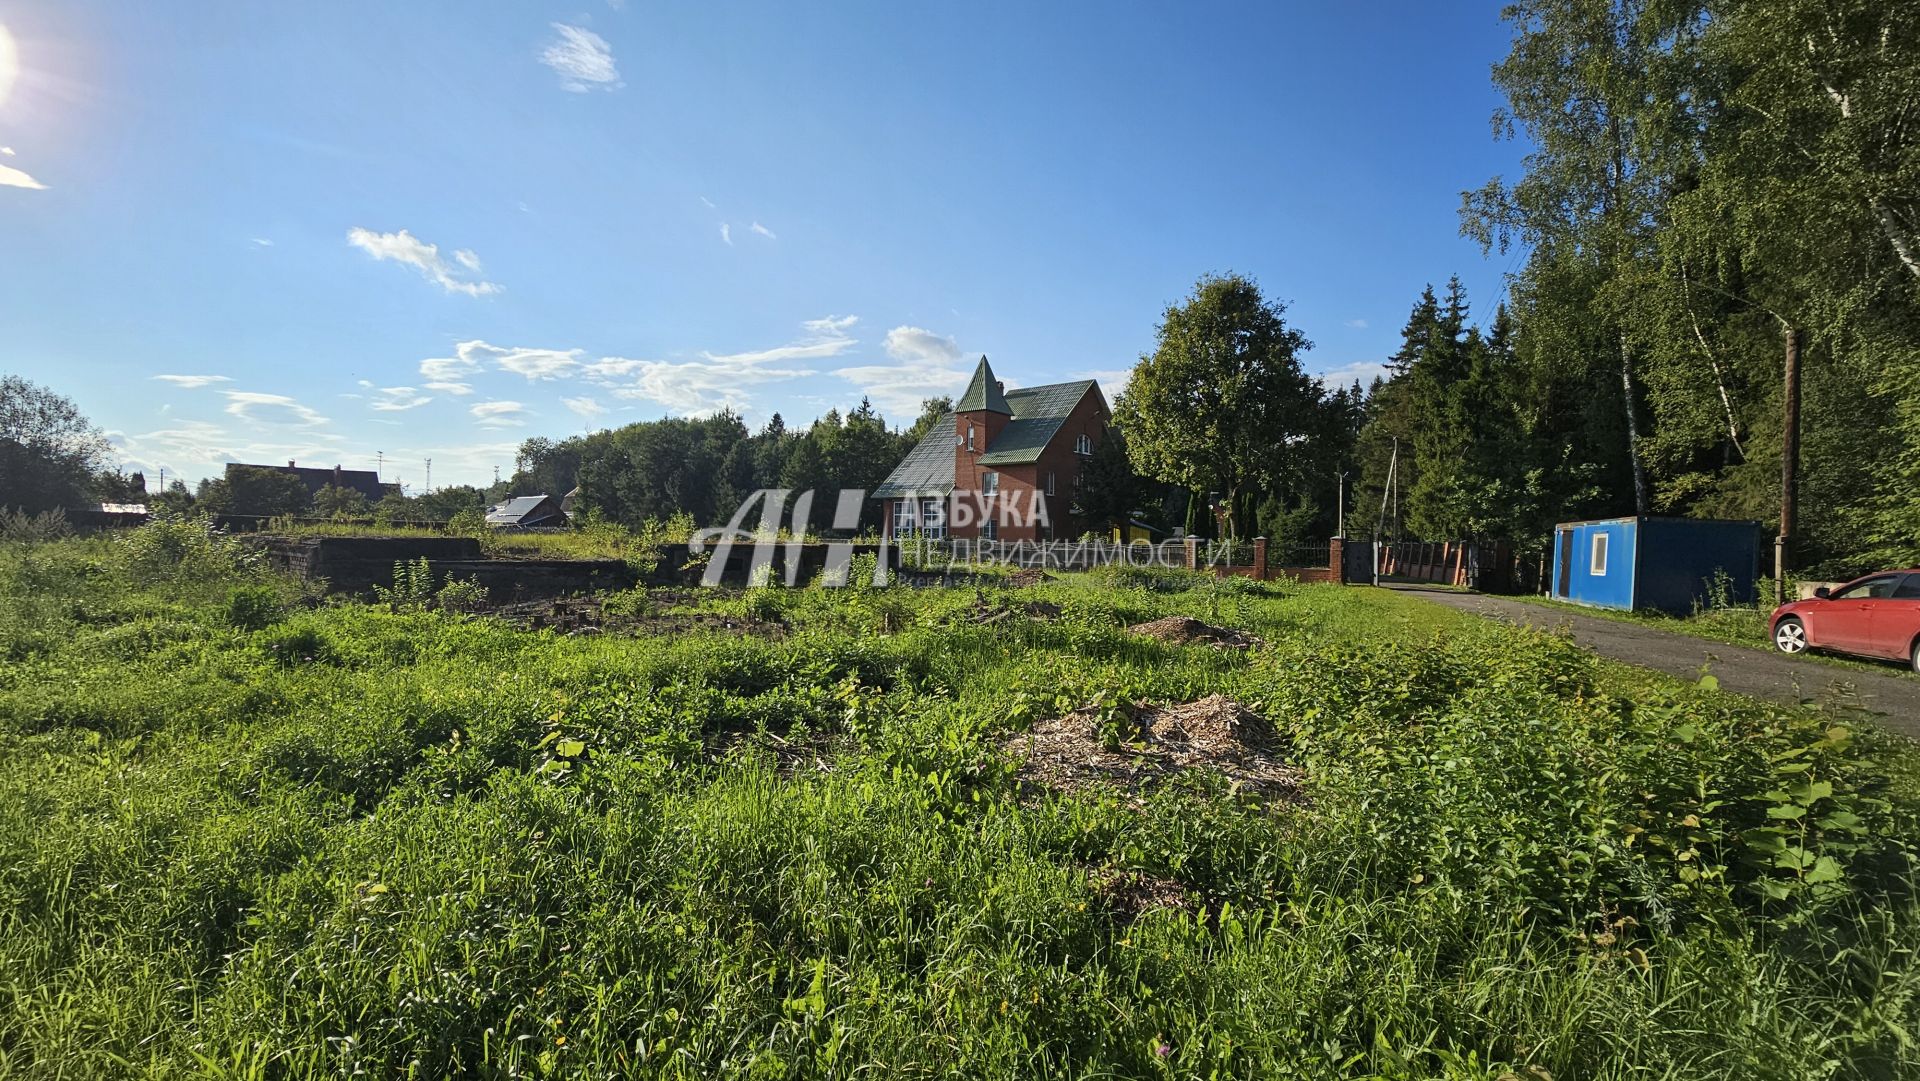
xmin=246 ymin=534 xmax=899 ymax=595
xmin=654 ymin=542 xmax=899 ymax=586
xmin=1184 ymin=537 xmax=1347 ymax=584
xmin=246 ymin=535 xmax=634 ymax=599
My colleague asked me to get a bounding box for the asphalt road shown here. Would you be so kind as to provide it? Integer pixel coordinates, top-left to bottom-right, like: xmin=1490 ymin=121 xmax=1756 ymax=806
xmin=1383 ymin=584 xmax=1920 ymax=737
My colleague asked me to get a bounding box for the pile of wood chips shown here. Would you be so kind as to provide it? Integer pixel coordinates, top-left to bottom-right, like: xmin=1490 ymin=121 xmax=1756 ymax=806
xmin=1006 ymin=694 xmax=1301 ymax=802
xmin=1124 ymin=615 xmax=1264 ymax=649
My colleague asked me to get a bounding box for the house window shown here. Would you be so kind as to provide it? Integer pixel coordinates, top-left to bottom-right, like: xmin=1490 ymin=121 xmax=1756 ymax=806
xmin=967 ymin=424 xmax=975 ymax=451
xmin=982 ymin=516 xmax=997 ymax=540
xmin=981 ymin=471 xmax=998 ymax=495
xmin=892 ymin=499 xmax=915 ymax=536
xmin=1590 ymin=533 xmax=1608 ymax=576
xmin=921 ymin=498 xmax=946 ymax=540
xmin=1075 ymin=433 xmax=1092 ymax=456
xmin=1045 ymin=471 xmax=1056 ymax=495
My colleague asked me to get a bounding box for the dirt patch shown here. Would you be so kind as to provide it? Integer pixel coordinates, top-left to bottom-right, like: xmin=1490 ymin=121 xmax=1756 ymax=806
xmin=1006 ymin=694 xmax=1301 ymax=802
xmin=1125 ymin=615 xmax=1263 ymax=650
xmin=955 ymin=596 xmax=1063 ymax=626
xmin=484 ymin=595 xmax=787 ymax=638
xmin=1091 ymin=867 xmax=1192 ymax=922
xmin=712 ymin=728 xmax=841 ymax=774
xmin=1006 ymin=568 xmax=1054 ymax=588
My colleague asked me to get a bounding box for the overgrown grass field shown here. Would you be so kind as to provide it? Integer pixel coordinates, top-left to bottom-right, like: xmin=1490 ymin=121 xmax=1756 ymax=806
xmin=1 ymin=524 xmax=1916 ymax=1079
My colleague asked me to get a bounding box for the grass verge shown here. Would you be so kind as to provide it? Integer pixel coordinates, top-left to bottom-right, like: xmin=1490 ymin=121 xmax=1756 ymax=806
xmin=0 ymin=528 xmax=1915 ymax=1079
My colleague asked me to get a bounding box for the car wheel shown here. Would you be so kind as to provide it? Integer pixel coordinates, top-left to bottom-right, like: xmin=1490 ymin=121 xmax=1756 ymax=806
xmin=1774 ymin=617 xmax=1809 ymax=655
xmin=1911 ymin=639 xmax=1919 ymax=676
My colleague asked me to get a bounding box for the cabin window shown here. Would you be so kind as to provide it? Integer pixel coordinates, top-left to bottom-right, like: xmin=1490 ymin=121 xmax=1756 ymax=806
xmin=1590 ymin=533 xmax=1608 ymax=576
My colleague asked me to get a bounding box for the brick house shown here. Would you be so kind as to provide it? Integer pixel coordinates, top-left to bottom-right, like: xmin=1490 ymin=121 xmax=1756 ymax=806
xmin=873 ymin=356 xmax=1110 ymax=542
xmin=228 ymin=460 xmax=397 ymax=503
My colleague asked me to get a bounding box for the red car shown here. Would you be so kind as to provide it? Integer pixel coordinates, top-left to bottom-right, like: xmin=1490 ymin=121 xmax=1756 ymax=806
xmin=1771 ymin=570 xmax=1920 ymax=672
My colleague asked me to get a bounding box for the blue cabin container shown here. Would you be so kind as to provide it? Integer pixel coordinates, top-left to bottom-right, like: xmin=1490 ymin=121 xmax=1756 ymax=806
xmin=1549 ymin=516 xmax=1761 ymax=614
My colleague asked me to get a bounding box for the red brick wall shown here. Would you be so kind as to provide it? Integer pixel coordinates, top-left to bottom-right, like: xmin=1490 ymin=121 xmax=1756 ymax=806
xmin=945 ymin=384 xmax=1110 ymax=541
xmin=1028 ymin=386 xmax=1109 ymax=539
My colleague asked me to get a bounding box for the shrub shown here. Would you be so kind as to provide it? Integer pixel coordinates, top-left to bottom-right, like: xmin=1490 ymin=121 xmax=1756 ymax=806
xmin=0 ymin=507 xmax=71 ymax=542
xmin=225 ymin=584 xmax=282 ymax=631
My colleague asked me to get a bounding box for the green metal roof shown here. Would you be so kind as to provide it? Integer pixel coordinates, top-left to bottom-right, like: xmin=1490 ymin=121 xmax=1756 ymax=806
xmin=1004 ymin=379 xmax=1094 ymax=421
xmin=873 ymin=377 xmax=1103 ymax=494
xmin=977 ymin=417 xmax=1067 ymax=464
xmin=872 ymin=414 xmax=957 ymax=499
xmin=955 ymin=356 xmax=1012 ymax=415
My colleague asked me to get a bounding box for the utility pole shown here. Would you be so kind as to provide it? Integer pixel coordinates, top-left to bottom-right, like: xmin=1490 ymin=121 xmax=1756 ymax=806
xmin=1336 ymin=469 xmax=1346 ymax=539
xmin=1777 ymin=324 xmax=1802 ymax=606
xmin=376 ymin=450 xmax=384 ymax=475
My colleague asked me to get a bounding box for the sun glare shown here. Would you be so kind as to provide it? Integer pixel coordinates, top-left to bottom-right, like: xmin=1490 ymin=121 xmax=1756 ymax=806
xmin=0 ymin=24 xmax=18 ymax=109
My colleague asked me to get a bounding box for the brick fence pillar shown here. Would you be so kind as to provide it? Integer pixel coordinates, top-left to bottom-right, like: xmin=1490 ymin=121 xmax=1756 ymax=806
xmin=1329 ymin=537 xmax=1345 ymax=585
xmin=1252 ymin=537 xmax=1268 ymax=579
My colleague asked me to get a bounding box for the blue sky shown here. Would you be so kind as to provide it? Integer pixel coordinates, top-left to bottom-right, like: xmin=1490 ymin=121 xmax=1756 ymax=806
xmin=0 ymin=1 xmax=1529 ymax=490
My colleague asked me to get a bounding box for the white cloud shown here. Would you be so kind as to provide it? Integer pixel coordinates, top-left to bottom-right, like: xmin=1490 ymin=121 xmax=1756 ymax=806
xmin=223 ymin=391 xmax=328 ymax=427
xmin=418 ymin=339 xmax=580 ymax=384
xmin=346 ymin=227 xmax=501 ymax=297
xmin=582 ymin=357 xmax=645 ymax=378
xmin=0 ymin=147 xmax=13 ymax=155
xmin=0 ymin=163 xmax=46 ymax=190
xmin=458 ymin=339 xmax=583 ymax=381
xmin=832 ymin=325 xmax=971 ymax=416
xmin=750 ymin=222 xmax=776 ymax=240
xmin=1313 ymin=360 xmax=1392 ymax=388
xmin=562 ymin=395 xmax=607 ymax=419
xmin=250 ymin=237 xmax=274 ymax=247
xmin=881 ymin=325 xmax=963 ymax=367
xmin=699 ymin=195 xmax=716 ymax=209
xmin=540 ymin=24 xmax=621 ymax=92
xmin=152 ymin=374 xmax=232 ymax=389
xmin=471 ymin=400 xmax=529 ymax=428
xmin=719 ymin=223 xmax=732 ymax=246
xmin=590 ymin=316 xmax=858 ymax=415
xmin=419 ymin=355 xmax=477 ymax=382
xmin=1073 ymin=368 xmax=1135 ymax=398
xmin=803 ymin=314 xmax=858 ymax=336
xmin=1344 ymin=318 xmax=1369 ymax=329
xmin=370 ymin=386 xmax=433 ymax=412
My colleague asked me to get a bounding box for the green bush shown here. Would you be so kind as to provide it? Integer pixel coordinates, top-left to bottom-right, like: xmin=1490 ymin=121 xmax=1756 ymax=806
xmin=224 ymin=584 xmax=282 ymax=630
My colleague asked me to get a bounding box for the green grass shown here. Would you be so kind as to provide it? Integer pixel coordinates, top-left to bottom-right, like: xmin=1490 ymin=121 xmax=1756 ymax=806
xmin=1504 ymin=592 xmax=1918 ymax=680
xmin=0 ymin=525 xmax=1917 ymax=1079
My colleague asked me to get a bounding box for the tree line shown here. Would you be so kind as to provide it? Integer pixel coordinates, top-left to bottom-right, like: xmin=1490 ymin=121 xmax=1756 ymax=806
xmin=1421 ymin=0 xmax=1920 ymax=579
xmin=8 ymin=0 xmax=1914 ymax=575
